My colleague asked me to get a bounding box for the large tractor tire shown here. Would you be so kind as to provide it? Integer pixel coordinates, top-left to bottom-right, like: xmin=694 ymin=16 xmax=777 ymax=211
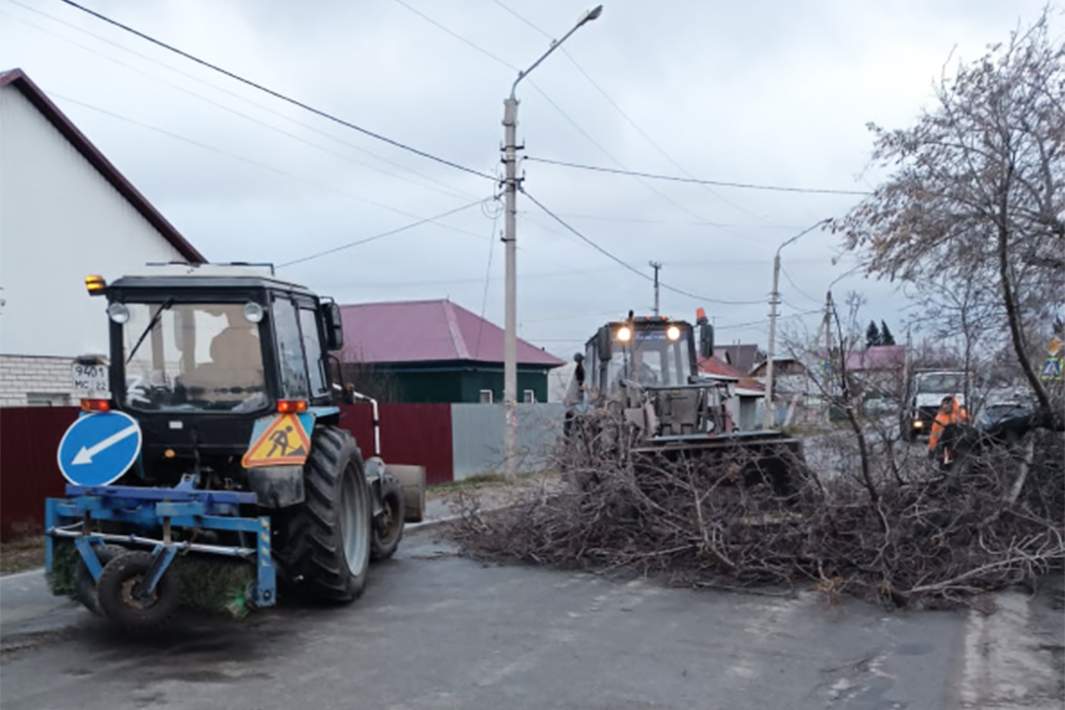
xmin=281 ymin=426 xmax=372 ymax=603
xmin=371 ymin=476 xmax=405 ymax=561
xmin=97 ymin=550 xmax=180 ymax=630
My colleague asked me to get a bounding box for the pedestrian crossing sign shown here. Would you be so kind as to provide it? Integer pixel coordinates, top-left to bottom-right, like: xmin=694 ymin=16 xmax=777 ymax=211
xmin=242 ymin=413 xmax=312 ymax=468
xmin=1041 ymin=355 xmax=1063 ymax=382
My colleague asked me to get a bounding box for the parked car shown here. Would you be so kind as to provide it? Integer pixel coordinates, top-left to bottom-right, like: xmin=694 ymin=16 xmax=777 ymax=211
xmin=975 ymin=399 xmax=1034 ymax=445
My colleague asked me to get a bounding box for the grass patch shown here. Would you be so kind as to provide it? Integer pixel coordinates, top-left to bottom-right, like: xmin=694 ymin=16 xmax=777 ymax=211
xmin=0 ymin=535 xmax=44 ymax=575
xmin=429 ymin=470 xmax=557 ymax=498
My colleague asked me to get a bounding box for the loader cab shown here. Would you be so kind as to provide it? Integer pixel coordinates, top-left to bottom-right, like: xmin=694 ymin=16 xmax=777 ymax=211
xmin=585 ymin=317 xmax=697 ymax=396
xmin=87 ymin=267 xmax=344 ymax=464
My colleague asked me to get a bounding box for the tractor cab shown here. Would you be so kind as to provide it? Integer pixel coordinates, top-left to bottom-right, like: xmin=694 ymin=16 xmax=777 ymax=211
xmin=579 ymin=312 xmax=726 ymax=440
xmin=586 ymin=316 xmax=703 ymax=395
xmin=85 ymin=264 xmax=345 ymax=478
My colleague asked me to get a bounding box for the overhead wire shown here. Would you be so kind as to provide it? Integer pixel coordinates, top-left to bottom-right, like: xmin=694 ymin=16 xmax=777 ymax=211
xmin=492 ymin=0 xmax=766 ymax=222
xmin=50 ymin=92 xmax=495 ymax=247
xmin=279 ymin=199 xmax=489 ymax=268
xmin=3 ymin=5 xmax=489 ymax=204
xmin=524 ymin=157 xmax=873 ymax=196
xmin=389 ymin=0 xmax=733 ymax=231
xmin=781 ymin=266 xmax=824 ymax=305
xmin=473 ymin=203 xmax=503 ymax=355
xmin=54 ymin=0 xmax=496 ymax=181
xmin=521 ymin=188 xmax=765 ymax=306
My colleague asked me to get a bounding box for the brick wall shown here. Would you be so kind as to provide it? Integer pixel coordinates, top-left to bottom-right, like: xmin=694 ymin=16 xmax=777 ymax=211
xmin=0 ymin=354 xmax=76 ymax=407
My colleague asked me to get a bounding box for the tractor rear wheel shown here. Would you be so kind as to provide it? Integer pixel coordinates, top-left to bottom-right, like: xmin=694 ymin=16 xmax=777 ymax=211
xmin=371 ymin=477 xmax=405 ymax=561
xmin=282 ymin=426 xmax=372 ymax=602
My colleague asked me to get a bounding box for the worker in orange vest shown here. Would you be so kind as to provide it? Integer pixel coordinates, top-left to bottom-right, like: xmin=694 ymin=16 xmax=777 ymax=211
xmin=928 ymin=395 xmax=969 ymax=465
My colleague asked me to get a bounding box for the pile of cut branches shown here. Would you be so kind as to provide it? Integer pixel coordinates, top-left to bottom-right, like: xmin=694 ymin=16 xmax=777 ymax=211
xmin=449 ymin=417 xmax=1064 ymax=608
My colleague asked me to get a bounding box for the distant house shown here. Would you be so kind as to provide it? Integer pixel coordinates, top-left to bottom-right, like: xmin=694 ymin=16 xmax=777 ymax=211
xmin=714 ymin=343 xmax=764 ymax=373
xmin=337 ymin=299 xmax=564 ymax=403
xmin=750 ymin=357 xmax=809 ymax=394
xmin=698 ymin=356 xmax=764 ymax=431
xmin=0 ymin=69 xmax=205 ymax=406
xmin=844 ymin=344 xmax=907 ymax=403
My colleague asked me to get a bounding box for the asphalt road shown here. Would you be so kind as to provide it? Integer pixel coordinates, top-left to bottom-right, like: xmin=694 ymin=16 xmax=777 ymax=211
xmin=1 ymin=528 xmax=1062 ymax=710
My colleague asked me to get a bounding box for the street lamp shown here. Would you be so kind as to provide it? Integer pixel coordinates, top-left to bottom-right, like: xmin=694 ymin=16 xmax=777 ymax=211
xmin=763 ymin=218 xmax=829 ymax=429
xmin=501 ymin=5 xmax=603 ymax=478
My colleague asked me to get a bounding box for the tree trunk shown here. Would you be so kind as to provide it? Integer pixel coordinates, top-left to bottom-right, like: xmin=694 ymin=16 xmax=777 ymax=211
xmin=996 ymin=220 xmax=1054 ymax=426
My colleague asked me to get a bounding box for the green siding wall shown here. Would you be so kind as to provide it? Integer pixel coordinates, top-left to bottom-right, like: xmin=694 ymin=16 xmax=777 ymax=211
xmin=367 ymin=361 xmax=552 ymax=403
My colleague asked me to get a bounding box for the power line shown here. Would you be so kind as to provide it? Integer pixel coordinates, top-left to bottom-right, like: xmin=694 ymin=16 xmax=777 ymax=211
xmin=474 ymin=207 xmax=502 ymax=355
xmin=520 ymin=189 xmax=765 ymax=306
xmin=781 ymin=266 xmax=823 ymax=305
xmin=392 ymin=0 xmax=731 ymax=232
xmin=55 ymin=0 xmax=496 ymax=181
xmin=525 ymin=156 xmax=873 ymax=196
xmin=716 ymin=309 xmax=822 ymax=331
xmin=492 ymin=0 xmax=765 ymax=222
xmin=4 ymin=4 xmax=485 ymax=203
xmin=279 ymin=199 xmax=488 ymax=268
xmin=52 ymin=93 xmax=494 ymax=246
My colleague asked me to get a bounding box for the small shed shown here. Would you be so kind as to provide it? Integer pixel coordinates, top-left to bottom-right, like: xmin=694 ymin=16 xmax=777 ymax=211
xmin=337 ymin=299 xmax=564 ymax=403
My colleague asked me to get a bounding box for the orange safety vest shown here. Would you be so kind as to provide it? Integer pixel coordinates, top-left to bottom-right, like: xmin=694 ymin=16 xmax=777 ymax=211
xmin=928 ymin=397 xmax=968 ymax=450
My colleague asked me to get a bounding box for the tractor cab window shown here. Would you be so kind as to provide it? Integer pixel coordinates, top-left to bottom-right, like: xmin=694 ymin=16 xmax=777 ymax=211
xmin=916 ymin=373 xmax=964 ymax=393
xmin=607 ymin=327 xmax=692 ymax=388
xmin=272 ymin=297 xmax=310 ymax=399
xmin=298 ymin=307 xmax=329 ymax=397
xmin=122 ymin=302 xmax=267 ymax=412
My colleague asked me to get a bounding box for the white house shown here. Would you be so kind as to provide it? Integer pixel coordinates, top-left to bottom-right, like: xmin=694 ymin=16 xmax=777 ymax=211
xmin=0 ymin=68 xmax=204 ymax=406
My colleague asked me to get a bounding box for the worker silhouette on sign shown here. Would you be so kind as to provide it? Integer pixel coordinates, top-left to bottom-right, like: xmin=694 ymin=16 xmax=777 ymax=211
xmin=267 ymin=425 xmax=294 ymax=458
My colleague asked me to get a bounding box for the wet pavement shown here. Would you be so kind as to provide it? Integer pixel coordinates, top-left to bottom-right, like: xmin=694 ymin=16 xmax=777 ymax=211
xmin=1 ymin=528 xmax=1062 ymax=709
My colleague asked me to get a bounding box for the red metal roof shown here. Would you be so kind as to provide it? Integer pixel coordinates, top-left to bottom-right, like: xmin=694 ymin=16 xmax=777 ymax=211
xmin=338 ymin=299 xmax=564 ymax=368
xmin=0 ymin=68 xmax=204 ymax=263
xmin=698 ymin=356 xmax=765 ymax=391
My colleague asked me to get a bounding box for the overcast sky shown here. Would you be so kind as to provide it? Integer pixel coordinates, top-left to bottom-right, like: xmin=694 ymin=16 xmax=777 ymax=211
xmin=2 ymin=0 xmax=1056 ymax=359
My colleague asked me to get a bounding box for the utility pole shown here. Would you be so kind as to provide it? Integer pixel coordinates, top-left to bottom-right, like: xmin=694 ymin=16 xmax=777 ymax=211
xmin=763 ymin=219 xmax=829 ymax=430
xmin=502 ymin=95 xmax=519 ymax=479
xmin=501 ymin=5 xmax=603 ymax=479
xmin=649 ymin=261 xmax=662 ymax=316
xmin=823 ymin=289 xmax=834 ymax=423
xmin=764 ymin=254 xmax=781 ymax=429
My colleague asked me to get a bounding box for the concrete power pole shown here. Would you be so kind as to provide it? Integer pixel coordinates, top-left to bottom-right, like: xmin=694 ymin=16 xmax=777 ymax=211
xmin=500 ymin=5 xmax=603 ymax=479
xmin=501 ymin=96 xmax=519 ymax=479
xmin=823 ymin=290 xmax=834 ymax=423
xmin=763 ymin=253 xmax=782 ymax=429
xmin=763 ymin=219 xmax=829 ymax=430
xmin=649 ymin=261 xmax=662 ymax=316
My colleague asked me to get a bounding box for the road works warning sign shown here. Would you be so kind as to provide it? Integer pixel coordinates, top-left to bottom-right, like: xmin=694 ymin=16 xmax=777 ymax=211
xmin=242 ymin=413 xmax=312 ymax=468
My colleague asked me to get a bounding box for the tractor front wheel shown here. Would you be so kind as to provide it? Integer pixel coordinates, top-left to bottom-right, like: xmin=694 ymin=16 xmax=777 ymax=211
xmin=282 ymin=426 xmax=372 ymax=602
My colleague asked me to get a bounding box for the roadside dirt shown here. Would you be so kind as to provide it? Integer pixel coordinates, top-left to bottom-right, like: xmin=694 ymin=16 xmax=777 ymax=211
xmin=0 ymin=536 xmax=44 ymax=575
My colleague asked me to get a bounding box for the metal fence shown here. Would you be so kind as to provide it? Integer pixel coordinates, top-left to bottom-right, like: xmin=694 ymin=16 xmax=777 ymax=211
xmin=450 ymin=403 xmax=564 ymax=480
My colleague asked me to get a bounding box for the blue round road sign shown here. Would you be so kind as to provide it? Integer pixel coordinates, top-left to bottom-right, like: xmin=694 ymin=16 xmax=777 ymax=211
xmin=56 ymin=411 xmax=142 ymax=486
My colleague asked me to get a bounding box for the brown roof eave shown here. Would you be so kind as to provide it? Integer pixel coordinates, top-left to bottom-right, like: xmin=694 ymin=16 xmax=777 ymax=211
xmin=0 ymin=68 xmax=205 ymax=263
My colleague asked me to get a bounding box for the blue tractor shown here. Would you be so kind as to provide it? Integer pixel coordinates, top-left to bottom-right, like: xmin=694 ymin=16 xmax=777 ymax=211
xmin=46 ymin=264 xmax=425 ymax=629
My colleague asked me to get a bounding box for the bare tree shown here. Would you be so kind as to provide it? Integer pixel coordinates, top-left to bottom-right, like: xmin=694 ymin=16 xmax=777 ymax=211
xmin=835 ymin=11 xmax=1064 ymax=429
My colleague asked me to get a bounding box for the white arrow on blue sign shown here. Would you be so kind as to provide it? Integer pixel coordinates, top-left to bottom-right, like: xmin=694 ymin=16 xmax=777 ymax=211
xmin=56 ymin=411 xmax=142 ymax=486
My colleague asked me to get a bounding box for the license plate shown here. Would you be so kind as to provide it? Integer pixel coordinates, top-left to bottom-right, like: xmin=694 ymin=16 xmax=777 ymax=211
xmin=72 ymin=362 xmax=110 ymax=395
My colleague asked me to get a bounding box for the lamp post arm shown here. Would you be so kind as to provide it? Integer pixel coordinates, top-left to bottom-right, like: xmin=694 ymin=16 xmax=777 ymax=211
xmin=510 ymin=5 xmax=603 ymax=99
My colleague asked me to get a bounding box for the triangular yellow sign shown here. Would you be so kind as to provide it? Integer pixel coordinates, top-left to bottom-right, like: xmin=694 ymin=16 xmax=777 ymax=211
xmin=242 ymin=414 xmax=311 ymax=468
